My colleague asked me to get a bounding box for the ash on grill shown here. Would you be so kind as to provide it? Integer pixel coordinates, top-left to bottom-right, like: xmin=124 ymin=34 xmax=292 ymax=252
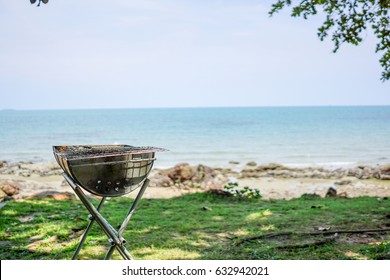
xmin=57 ymin=145 xmax=163 ymax=159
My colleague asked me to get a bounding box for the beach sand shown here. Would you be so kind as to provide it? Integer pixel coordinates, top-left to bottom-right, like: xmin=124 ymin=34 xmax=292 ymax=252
xmin=237 ymin=177 xmax=390 ymax=199
xmin=1 ymin=161 xmax=390 ymax=200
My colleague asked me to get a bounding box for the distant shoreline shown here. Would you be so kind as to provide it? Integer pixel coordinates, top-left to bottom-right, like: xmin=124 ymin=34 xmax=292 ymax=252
xmin=1 ymin=159 xmax=389 ymax=173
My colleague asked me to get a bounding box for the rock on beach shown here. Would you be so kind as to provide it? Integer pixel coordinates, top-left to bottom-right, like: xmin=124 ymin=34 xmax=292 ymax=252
xmin=0 ymin=182 xmax=20 ymax=201
xmin=0 ymin=161 xmax=62 ymax=177
xmin=150 ymin=163 xmax=228 ymax=190
xmin=238 ymin=164 xmax=390 ymax=180
xmin=1 ymin=160 xmax=390 ymax=200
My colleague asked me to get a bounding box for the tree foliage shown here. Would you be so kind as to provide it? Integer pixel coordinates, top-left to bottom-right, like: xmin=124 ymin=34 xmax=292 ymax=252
xmin=30 ymin=0 xmax=49 ymax=7
xmin=270 ymin=0 xmax=390 ymax=81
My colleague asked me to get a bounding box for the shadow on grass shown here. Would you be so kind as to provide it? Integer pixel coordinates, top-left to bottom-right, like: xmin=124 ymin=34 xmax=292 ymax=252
xmin=0 ymin=192 xmax=389 ymax=260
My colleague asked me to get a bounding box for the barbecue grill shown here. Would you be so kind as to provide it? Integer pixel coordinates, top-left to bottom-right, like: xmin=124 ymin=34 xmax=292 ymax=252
xmin=53 ymin=144 xmax=165 ymax=260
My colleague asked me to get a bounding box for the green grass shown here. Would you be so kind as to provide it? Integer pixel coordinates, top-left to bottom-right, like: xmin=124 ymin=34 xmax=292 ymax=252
xmin=0 ymin=193 xmax=389 ymax=260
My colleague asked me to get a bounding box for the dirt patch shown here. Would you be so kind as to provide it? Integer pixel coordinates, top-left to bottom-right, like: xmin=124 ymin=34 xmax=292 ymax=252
xmin=25 ymin=191 xmax=75 ymax=201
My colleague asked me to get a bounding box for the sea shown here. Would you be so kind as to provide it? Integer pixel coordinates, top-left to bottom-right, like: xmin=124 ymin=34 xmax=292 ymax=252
xmin=0 ymin=106 xmax=389 ymax=169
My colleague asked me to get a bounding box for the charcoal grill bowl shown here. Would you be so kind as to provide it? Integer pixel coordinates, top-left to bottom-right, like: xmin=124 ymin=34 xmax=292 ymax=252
xmin=53 ymin=145 xmax=159 ymax=197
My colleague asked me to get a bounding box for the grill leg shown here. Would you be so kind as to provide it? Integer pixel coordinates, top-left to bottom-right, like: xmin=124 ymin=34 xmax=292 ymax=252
xmin=64 ymin=174 xmax=125 ymax=257
xmin=104 ymin=179 xmax=150 ymax=260
xmin=72 ymin=197 xmax=106 ymax=260
xmin=63 ymin=173 xmax=149 ymax=260
xmin=106 ymin=243 xmax=133 ymax=260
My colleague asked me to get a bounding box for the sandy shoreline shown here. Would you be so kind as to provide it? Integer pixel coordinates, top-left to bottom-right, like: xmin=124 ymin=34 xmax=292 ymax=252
xmin=1 ymin=161 xmax=390 ymax=200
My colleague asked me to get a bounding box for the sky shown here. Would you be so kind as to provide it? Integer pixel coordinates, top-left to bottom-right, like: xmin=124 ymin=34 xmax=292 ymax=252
xmin=0 ymin=0 xmax=389 ymax=110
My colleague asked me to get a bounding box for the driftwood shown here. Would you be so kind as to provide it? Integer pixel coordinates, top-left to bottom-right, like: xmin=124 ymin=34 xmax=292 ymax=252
xmin=235 ymin=228 xmax=390 ymax=246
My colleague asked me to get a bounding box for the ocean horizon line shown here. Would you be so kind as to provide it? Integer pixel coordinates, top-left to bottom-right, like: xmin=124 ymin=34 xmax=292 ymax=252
xmin=2 ymin=104 xmax=390 ymax=112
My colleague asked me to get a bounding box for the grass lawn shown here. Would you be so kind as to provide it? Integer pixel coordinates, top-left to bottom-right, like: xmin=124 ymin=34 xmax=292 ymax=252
xmin=0 ymin=192 xmax=389 ymax=260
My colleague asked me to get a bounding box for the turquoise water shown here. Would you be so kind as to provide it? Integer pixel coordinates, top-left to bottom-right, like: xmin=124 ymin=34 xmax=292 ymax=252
xmin=0 ymin=106 xmax=389 ymax=168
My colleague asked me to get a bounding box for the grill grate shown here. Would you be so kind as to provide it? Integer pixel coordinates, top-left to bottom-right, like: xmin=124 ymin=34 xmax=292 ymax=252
xmin=55 ymin=145 xmax=165 ymax=160
xmin=53 ymin=145 xmax=165 ymax=197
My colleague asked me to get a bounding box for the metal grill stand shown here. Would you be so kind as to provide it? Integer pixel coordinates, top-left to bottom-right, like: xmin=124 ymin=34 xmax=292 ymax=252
xmin=53 ymin=145 xmax=164 ymax=260
xmin=63 ymin=173 xmax=149 ymax=260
